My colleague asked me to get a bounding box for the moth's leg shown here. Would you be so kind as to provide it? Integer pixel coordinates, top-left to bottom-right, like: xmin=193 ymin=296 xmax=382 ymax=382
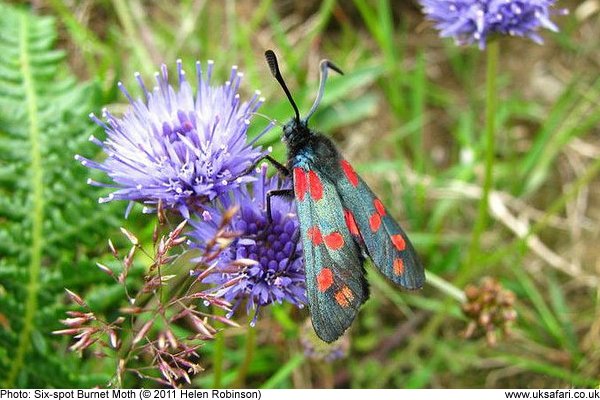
xmin=264 ymin=155 xmax=290 ymax=177
xmin=266 ymin=188 xmax=299 ymax=269
xmin=266 ymin=189 xmax=294 ymax=223
xmin=284 ymin=228 xmax=301 ymax=269
xmin=241 ymin=155 xmax=290 ymax=178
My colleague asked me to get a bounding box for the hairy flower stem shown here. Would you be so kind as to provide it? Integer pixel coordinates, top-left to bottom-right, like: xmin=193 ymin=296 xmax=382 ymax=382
xmin=234 ymin=323 xmax=256 ymax=388
xmin=212 ymin=313 xmax=225 ymax=388
xmin=466 ymin=40 xmax=499 ymax=282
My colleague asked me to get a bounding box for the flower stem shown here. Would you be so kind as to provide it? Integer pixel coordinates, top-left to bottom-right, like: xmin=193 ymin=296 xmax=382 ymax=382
xmin=426 ymin=271 xmax=466 ymax=303
xmin=465 ymin=40 xmax=499 ymax=283
xmin=212 ymin=317 xmax=225 ymax=388
xmin=234 ymin=322 xmax=256 ymax=387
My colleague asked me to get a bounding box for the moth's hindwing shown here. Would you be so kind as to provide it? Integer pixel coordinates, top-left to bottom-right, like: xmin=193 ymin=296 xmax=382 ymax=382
xmin=293 ymin=165 xmax=369 ymax=343
xmin=333 ymin=159 xmax=425 ymax=290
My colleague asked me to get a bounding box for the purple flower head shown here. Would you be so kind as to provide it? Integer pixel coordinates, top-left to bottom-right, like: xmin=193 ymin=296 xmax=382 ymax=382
xmin=420 ymin=0 xmax=567 ymax=49
xmin=190 ymin=164 xmax=306 ymax=325
xmin=76 ymin=60 xmax=273 ymax=218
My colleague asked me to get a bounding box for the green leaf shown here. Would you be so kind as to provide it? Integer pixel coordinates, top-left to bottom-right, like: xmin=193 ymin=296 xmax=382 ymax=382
xmin=0 ymin=4 xmax=119 ymax=387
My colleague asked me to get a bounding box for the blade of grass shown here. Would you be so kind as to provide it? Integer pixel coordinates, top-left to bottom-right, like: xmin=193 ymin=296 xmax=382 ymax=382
xmin=111 ymin=0 xmax=155 ymax=75
xmin=410 ymin=51 xmax=427 ymax=228
xmin=546 ymin=273 xmax=581 ymax=361
xmin=520 ymin=76 xmax=600 ymax=195
xmin=512 ymin=267 xmax=566 ymax=348
xmin=353 ymin=0 xmax=407 ymax=117
xmin=260 ymin=353 xmax=305 ymax=389
xmin=45 ymin=0 xmax=110 ymax=59
xmin=490 ymin=354 xmax=598 ymax=387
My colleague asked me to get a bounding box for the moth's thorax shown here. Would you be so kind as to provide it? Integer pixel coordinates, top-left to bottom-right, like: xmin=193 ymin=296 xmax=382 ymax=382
xmin=287 ymin=130 xmax=342 ymax=174
xmin=290 ymin=147 xmax=315 ymax=169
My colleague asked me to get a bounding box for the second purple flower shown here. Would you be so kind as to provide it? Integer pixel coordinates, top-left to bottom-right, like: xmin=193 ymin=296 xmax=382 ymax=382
xmin=420 ymin=0 xmax=567 ymax=49
xmin=190 ymin=164 xmax=307 ymax=326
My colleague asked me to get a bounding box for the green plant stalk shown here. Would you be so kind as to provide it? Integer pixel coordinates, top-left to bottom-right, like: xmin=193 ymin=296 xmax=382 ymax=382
xmin=225 ymin=0 xmax=238 ymax=59
xmin=46 ymin=0 xmax=109 ymax=56
xmin=236 ymin=0 xmax=274 ymax=82
xmin=465 ymin=40 xmax=499 ymax=283
xmin=111 ymin=0 xmax=154 ymax=76
xmin=212 ymin=320 xmax=225 ymax=388
xmin=260 ymin=353 xmax=305 ymax=389
xmin=234 ymin=323 xmax=256 ymax=388
xmin=353 ymin=0 xmax=406 ymax=116
xmin=413 ymin=51 xmax=427 ymax=227
xmin=426 ymin=271 xmax=466 ymax=303
xmin=300 ymin=0 xmax=336 ymax=57
xmin=5 ymin=13 xmax=44 ymax=388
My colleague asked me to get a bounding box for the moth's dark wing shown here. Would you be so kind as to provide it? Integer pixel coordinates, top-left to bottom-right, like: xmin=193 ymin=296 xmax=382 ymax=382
xmin=332 ymin=159 xmax=425 ymax=290
xmin=292 ymin=166 xmax=369 ymax=343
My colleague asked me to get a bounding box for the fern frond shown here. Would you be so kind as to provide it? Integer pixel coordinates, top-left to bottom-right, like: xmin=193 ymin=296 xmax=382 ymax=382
xmin=0 ymin=4 xmax=119 ymax=387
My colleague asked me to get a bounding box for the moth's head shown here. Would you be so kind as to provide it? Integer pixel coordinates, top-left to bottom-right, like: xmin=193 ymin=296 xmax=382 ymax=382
xmin=264 ymin=49 xmax=343 ymax=142
xmin=282 ymin=118 xmax=310 ymax=144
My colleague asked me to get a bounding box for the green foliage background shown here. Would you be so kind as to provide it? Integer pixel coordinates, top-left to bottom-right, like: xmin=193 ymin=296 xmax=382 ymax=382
xmin=0 ymin=0 xmax=599 ymax=389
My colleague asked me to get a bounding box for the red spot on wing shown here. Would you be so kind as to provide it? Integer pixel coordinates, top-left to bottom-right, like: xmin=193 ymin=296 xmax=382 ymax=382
xmin=341 ymin=160 xmax=359 ymax=187
xmin=307 ymin=226 xmax=323 ymax=245
xmin=369 ymin=213 xmax=381 ymax=232
xmin=308 ymin=170 xmax=323 ymax=201
xmin=316 ymin=268 xmax=334 ymax=292
xmin=391 ymin=234 xmax=406 ymax=251
xmin=344 ymin=209 xmax=360 ymax=236
xmin=374 ymin=198 xmax=386 ymax=216
xmin=393 ymin=258 xmax=405 ymax=276
xmin=334 ymin=286 xmax=354 ymax=308
xmin=293 ymin=168 xmax=307 ymax=201
xmin=324 ymin=232 xmax=344 ymax=250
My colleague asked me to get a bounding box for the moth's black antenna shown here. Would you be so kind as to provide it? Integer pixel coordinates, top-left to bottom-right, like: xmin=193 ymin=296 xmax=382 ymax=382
xmin=265 ymin=50 xmax=301 ymax=121
xmin=305 ymin=60 xmax=344 ymax=122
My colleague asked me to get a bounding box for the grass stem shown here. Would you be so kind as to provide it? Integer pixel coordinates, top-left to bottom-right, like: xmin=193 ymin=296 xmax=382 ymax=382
xmin=234 ymin=323 xmax=256 ymax=388
xmin=212 ymin=320 xmax=225 ymax=388
xmin=465 ymin=40 xmax=500 ymax=283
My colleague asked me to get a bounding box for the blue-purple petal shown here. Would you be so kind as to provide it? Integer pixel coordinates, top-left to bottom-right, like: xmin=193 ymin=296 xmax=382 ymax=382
xmin=189 ymin=164 xmax=306 ymax=322
xmin=79 ymin=61 xmax=271 ymax=215
xmin=420 ymin=0 xmax=567 ymax=49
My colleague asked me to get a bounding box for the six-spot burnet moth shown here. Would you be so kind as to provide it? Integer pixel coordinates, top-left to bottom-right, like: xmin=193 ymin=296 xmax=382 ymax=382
xmin=263 ymin=50 xmax=425 ymax=343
